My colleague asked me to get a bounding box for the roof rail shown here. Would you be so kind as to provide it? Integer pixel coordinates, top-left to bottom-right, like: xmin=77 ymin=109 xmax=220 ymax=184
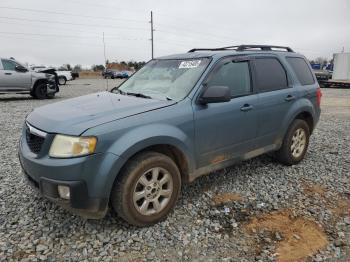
xmin=188 ymin=45 xmax=294 ymax=53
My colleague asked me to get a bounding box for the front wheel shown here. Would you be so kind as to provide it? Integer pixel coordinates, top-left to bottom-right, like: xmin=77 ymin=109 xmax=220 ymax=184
xmin=47 ymin=93 xmax=55 ymax=99
xmin=33 ymin=83 xmax=48 ymax=99
xmin=275 ymin=119 xmax=310 ymax=165
xmin=58 ymin=76 xmax=67 ymax=85
xmin=111 ymin=151 xmax=181 ymax=226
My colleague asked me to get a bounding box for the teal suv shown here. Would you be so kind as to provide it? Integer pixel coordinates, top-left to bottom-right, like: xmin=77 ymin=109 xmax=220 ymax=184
xmin=19 ymin=45 xmax=322 ymax=226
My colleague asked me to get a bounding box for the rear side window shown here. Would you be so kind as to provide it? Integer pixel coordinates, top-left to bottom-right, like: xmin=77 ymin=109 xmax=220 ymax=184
xmin=206 ymin=61 xmax=251 ymax=97
xmin=254 ymin=58 xmax=288 ymax=92
xmin=1 ymin=59 xmax=17 ymax=71
xmin=286 ymin=57 xmax=315 ymax=85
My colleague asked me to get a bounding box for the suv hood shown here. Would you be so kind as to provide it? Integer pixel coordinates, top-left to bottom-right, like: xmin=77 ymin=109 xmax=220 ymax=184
xmin=27 ymin=92 xmax=175 ymax=135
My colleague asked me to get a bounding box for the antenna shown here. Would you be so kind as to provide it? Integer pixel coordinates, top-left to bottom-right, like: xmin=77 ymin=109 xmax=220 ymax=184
xmin=103 ymin=31 xmax=108 ymax=91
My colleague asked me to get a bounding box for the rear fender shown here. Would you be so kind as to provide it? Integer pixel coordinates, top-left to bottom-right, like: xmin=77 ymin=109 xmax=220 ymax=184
xmin=278 ymin=98 xmax=316 ymax=145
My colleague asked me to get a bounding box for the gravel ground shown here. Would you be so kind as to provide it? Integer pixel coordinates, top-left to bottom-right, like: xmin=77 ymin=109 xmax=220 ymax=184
xmin=0 ymin=79 xmax=349 ymax=261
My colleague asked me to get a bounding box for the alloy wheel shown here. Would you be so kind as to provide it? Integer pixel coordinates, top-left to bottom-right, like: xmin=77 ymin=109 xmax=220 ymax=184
xmin=133 ymin=167 xmax=173 ymax=216
xmin=290 ymin=128 xmax=306 ymax=158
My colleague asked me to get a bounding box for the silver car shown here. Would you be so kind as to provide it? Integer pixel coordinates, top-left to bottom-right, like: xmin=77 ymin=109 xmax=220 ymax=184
xmin=0 ymin=58 xmax=58 ymax=99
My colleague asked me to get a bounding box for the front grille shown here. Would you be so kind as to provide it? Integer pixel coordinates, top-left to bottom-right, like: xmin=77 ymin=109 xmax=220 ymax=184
xmin=26 ymin=126 xmax=45 ymax=154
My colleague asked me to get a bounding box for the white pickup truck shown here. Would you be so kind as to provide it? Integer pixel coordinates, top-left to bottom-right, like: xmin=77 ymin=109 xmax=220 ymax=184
xmin=31 ymin=66 xmax=73 ymax=85
xmin=0 ymin=58 xmax=58 ymax=99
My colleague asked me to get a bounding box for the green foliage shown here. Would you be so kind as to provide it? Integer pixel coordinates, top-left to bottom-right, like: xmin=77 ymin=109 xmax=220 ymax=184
xmin=73 ymin=64 xmax=82 ymax=72
xmin=91 ymin=64 xmax=105 ymax=71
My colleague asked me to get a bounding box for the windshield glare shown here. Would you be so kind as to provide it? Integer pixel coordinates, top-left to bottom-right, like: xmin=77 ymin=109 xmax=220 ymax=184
xmin=116 ymin=58 xmax=210 ymax=101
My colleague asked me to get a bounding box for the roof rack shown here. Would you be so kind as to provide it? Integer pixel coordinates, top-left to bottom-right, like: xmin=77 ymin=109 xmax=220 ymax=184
xmin=188 ymin=45 xmax=294 ymax=53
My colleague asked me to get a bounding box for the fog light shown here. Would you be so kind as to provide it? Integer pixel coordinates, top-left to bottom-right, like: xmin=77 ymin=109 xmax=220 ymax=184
xmin=58 ymin=185 xmax=70 ymax=200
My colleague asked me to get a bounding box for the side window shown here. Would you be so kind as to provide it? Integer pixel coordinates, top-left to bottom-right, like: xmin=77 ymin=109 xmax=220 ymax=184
xmin=206 ymin=61 xmax=251 ymax=97
xmin=254 ymin=58 xmax=288 ymax=92
xmin=1 ymin=59 xmax=16 ymax=71
xmin=286 ymin=57 xmax=315 ymax=85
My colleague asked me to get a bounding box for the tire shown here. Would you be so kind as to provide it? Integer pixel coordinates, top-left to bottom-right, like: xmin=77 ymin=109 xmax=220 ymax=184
xmin=58 ymin=76 xmax=67 ymax=85
xmin=33 ymin=82 xmax=48 ymax=99
xmin=275 ymin=119 xmax=310 ymax=165
xmin=111 ymin=76 xmax=115 ymax=79
xmin=111 ymin=151 xmax=181 ymax=226
xmin=47 ymin=93 xmax=55 ymax=99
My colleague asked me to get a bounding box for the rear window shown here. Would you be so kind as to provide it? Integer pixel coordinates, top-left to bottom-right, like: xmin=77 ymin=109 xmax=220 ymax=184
xmin=254 ymin=58 xmax=288 ymax=92
xmin=286 ymin=57 xmax=315 ymax=85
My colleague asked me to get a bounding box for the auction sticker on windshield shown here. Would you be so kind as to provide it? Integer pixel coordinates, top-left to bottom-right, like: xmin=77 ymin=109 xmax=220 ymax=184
xmin=179 ymin=60 xmax=201 ymax=69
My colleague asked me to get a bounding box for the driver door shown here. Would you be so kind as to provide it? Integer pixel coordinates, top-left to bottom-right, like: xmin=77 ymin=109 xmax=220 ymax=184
xmin=0 ymin=59 xmax=31 ymax=90
xmin=193 ymin=57 xmax=258 ymax=168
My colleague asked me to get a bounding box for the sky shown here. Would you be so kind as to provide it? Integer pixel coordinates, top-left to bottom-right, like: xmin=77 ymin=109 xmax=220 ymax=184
xmin=0 ymin=0 xmax=349 ymax=68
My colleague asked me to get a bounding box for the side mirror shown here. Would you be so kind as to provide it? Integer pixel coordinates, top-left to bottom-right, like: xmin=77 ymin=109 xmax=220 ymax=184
xmin=15 ymin=65 xmax=28 ymax=72
xmin=198 ymin=85 xmax=231 ymax=104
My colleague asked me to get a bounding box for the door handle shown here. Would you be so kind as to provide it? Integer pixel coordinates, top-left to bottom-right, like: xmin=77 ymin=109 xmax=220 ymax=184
xmin=285 ymin=95 xmax=295 ymax=102
xmin=5 ymin=72 xmax=12 ymax=75
xmin=240 ymin=104 xmax=253 ymax=112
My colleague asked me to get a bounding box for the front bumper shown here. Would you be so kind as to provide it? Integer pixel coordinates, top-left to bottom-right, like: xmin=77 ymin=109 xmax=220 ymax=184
xmin=18 ymin=128 xmax=122 ymax=219
xmin=22 ymin=169 xmax=107 ymax=219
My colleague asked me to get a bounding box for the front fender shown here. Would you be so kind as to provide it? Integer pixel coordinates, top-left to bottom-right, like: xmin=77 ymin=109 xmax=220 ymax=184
xmin=31 ymin=78 xmax=48 ymax=91
xmin=107 ymin=123 xmax=195 ymax=171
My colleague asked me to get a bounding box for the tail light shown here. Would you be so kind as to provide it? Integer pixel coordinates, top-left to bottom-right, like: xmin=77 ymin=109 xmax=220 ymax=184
xmin=316 ymin=87 xmax=322 ymax=107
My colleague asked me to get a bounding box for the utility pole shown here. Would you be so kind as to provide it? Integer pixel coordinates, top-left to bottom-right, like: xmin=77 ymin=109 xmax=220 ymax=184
xmin=150 ymin=11 xmax=154 ymax=59
xmin=102 ymin=32 xmax=108 ymax=91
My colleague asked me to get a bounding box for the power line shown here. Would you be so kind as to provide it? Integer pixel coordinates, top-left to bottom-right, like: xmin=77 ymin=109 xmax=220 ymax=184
xmin=66 ymin=0 xmax=148 ymax=15
xmin=0 ymin=21 xmax=146 ymax=40
xmin=0 ymin=31 xmax=147 ymax=41
xmin=0 ymin=34 xmax=149 ymax=50
xmin=0 ymin=35 xmax=103 ymax=48
xmin=0 ymin=6 xmax=147 ymax=23
xmin=156 ymin=28 xmax=252 ymax=46
xmin=0 ymin=16 xmax=149 ymax=31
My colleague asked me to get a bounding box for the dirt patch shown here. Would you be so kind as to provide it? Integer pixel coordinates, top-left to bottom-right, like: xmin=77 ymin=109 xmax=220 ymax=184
xmin=301 ymin=182 xmax=350 ymax=218
xmin=246 ymin=210 xmax=328 ymax=262
xmin=302 ymin=183 xmax=327 ymax=196
xmin=79 ymin=71 xmax=103 ymax=79
xmin=331 ymin=198 xmax=350 ymax=217
xmin=212 ymin=192 xmax=242 ymax=206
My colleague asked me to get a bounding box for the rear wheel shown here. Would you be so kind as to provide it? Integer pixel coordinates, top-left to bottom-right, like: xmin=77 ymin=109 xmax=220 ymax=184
xmin=33 ymin=82 xmax=48 ymax=99
xmin=58 ymin=76 xmax=67 ymax=85
xmin=275 ymin=119 xmax=310 ymax=165
xmin=111 ymin=151 xmax=181 ymax=226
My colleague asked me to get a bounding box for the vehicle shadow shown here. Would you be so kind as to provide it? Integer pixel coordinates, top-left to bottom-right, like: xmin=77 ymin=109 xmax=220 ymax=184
xmin=0 ymin=96 xmax=34 ymax=101
xmin=32 ymin=154 xmax=277 ymax=233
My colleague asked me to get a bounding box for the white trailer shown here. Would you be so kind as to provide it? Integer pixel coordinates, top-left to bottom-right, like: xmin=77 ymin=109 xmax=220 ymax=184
xmin=324 ymin=53 xmax=350 ymax=88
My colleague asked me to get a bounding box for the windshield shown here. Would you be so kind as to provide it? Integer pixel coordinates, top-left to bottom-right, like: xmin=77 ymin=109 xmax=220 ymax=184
xmin=115 ymin=58 xmax=211 ymax=101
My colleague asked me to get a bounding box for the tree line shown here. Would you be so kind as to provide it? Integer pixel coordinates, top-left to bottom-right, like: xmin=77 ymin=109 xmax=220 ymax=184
xmin=61 ymin=60 xmax=147 ymax=72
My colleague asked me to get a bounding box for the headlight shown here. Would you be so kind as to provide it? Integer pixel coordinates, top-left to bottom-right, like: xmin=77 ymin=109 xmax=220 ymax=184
xmin=49 ymin=135 xmax=97 ymax=158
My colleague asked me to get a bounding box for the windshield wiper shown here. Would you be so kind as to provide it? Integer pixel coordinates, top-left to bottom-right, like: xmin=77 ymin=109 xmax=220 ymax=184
xmin=126 ymin=92 xmax=152 ymax=99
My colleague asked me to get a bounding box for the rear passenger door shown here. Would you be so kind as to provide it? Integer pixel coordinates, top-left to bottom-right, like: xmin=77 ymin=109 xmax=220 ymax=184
xmin=253 ymin=56 xmax=297 ymax=147
xmin=286 ymin=57 xmax=318 ymax=107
